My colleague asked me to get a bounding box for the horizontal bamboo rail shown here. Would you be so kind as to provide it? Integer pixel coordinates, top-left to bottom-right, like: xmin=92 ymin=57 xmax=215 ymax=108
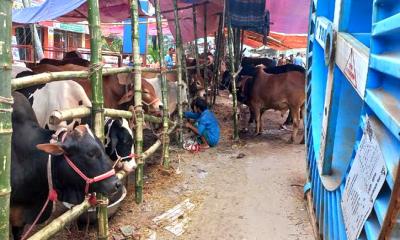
xmin=11 ymin=66 xmax=179 ymax=90
xmin=28 ymin=199 xmax=92 ymax=240
xmin=50 ymin=107 xmax=175 ymax=126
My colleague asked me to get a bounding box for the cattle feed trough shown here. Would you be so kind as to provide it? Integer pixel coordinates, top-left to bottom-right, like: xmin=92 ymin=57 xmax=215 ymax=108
xmin=0 ymin=0 xmax=186 ymax=239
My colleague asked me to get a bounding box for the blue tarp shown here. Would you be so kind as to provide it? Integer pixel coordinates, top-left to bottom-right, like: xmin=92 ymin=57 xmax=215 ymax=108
xmin=12 ymin=0 xmax=150 ymax=24
xmin=122 ymin=0 xmax=148 ymax=55
xmin=13 ymin=0 xmax=86 ymax=24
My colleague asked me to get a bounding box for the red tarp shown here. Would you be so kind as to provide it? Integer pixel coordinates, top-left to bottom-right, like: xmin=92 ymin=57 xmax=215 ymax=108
xmin=155 ymin=0 xmax=310 ymax=44
xmin=244 ymin=31 xmax=307 ymax=50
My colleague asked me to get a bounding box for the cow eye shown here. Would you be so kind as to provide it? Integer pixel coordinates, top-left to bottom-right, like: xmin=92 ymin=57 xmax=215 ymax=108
xmin=87 ymin=150 xmax=97 ymax=158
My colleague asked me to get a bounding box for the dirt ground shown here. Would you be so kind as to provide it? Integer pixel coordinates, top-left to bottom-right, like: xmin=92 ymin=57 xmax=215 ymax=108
xmin=50 ymin=94 xmax=313 ymax=240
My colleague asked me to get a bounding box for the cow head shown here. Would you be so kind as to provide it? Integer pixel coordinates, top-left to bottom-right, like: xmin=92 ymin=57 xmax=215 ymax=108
xmin=37 ymin=125 xmax=121 ymax=204
xmin=117 ymin=74 xmax=162 ymax=114
xmin=104 ymin=118 xmax=135 ymax=162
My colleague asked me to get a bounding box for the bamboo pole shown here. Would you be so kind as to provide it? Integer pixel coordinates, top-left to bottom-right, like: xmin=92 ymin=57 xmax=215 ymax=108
xmin=154 ymin=0 xmax=171 ymax=169
xmin=87 ymin=0 xmax=109 ymax=238
xmin=49 ymin=107 xmax=174 ymax=126
xmin=203 ymin=3 xmax=208 ymax=103
xmin=173 ymin=0 xmax=184 ymax=145
xmin=28 ymin=200 xmax=92 ymax=240
xmin=0 ymin=1 xmax=12 ymax=239
xmin=11 ymin=66 xmax=178 ymax=90
xmin=226 ymin=3 xmax=239 ymax=140
xmin=212 ymin=13 xmax=224 ymax=105
xmin=130 ymin=0 xmax=145 ymax=204
xmin=192 ymin=5 xmax=201 ymax=77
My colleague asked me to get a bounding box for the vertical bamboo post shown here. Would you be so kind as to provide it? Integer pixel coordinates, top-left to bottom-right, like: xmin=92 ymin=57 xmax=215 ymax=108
xmin=87 ymin=0 xmax=108 ymax=239
xmin=173 ymin=0 xmax=184 ymax=145
xmin=226 ymin=5 xmax=239 ymax=140
xmin=130 ymin=0 xmax=144 ymax=204
xmin=0 ymin=1 xmax=12 ymax=239
xmin=192 ymin=5 xmax=201 ymax=78
xmin=203 ymin=3 xmax=208 ymax=104
xmin=234 ymin=28 xmax=241 ymax=70
xmin=154 ymin=0 xmax=170 ymax=168
xmin=240 ymin=29 xmax=244 ymax=60
xmin=212 ymin=13 xmax=224 ymax=105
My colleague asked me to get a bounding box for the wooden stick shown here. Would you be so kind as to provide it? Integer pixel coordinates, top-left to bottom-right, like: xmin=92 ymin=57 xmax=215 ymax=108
xmin=192 ymin=5 xmax=201 ymax=77
xmin=203 ymin=3 xmax=209 ymax=104
xmin=130 ymin=0 xmax=145 ymax=204
xmin=226 ymin=2 xmax=239 ymax=140
xmin=173 ymin=0 xmax=184 ymax=145
xmin=11 ymin=66 xmax=177 ymax=90
xmin=86 ymin=0 xmax=109 ymax=238
xmin=155 ymin=0 xmax=171 ymax=169
xmin=305 ymin=191 xmax=322 ymax=240
xmin=161 ymin=1 xmax=209 ymax=14
xmin=28 ymin=199 xmax=92 ymax=240
xmin=0 ymin=1 xmax=13 ymax=239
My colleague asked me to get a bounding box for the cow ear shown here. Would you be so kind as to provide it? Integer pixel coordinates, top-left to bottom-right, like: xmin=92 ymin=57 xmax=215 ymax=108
xmin=117 ymin=90 xmax=134 ymax=105
xmin=36 ymin=143 xmax=65 ymax=155
xmin=117 ymin=73 xmax=131 ymax=85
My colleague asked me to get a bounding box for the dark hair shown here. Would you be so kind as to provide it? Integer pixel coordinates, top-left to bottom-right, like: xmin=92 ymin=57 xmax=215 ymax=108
xmin=169 ymin=47 xmax=174 ymax=52
xmin=15 ymin=71 xmax=35 ymax=78
xmin=192 ymin=97 xmax=207 ymax=112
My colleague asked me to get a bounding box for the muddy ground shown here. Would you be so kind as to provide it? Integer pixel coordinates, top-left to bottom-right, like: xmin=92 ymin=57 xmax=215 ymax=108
xmin=47 ymin=94 xmax=313 ymax=240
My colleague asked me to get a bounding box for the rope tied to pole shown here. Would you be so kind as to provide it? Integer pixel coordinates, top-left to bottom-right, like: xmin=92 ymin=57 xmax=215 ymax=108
xmin=89 ymin=62 xmax=105 ymax=77
xmin=0 ymin=96 xmax=14 ymax=113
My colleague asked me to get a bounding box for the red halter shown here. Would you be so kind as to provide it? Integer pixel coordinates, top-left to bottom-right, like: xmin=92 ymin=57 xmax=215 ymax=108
xmin=63 ymin=154 xmax=116 ymax=194
xmin=21 ymin=129 xmax=116 ymax=240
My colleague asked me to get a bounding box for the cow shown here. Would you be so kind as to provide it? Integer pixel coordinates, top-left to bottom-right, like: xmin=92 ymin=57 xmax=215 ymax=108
xmin=15 ymin=71 xmax=136 ymax=172
xmin=220 ymin=64 xmax=306 ymax=129
xmin=242 ymin=65 xmax=305 ymax=143
xmin=30 ymin=64 xmax=162 ymax=113
xmin=144 ymin=77 xmax=188 ymax=115
xmin=10 ymin=92 xmax=121 ymax=239
xmin=39 ymin=57 xmax=90 ymax=67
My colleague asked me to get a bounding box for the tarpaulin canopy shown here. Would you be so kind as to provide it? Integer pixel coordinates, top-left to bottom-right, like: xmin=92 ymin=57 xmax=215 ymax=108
xmin=149 ymin=0 xmax=224 ymax=43
xmin=12 ymin=0 xmax=150 ymax=24
xmin=154 ymin=0 xmax=309 ymax=44
xmin=243 ymin=31 xmax=307 ymax=50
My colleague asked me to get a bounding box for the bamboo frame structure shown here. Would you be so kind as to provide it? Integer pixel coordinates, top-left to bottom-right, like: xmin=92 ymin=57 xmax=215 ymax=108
xmin=212 ymin=13 xmax=225 ymax=105
xmin=86 ymin=0 xmax=109 ymax=238
xmin=154 ymin=0 xmax=171 ymax=169
xmin=173 ymin=0 xmax=184 ymax=145
xmin=0 ymin=1 xmax=12 ymax=239
xmin=130 ymin=0 xmax=145 ymax=205
xmin=203 ymin=3 xmax=208 ymax=103
xmin=192 ymin=5 xmax=201 ymax=77
xmin=11 ymin=66 xmax=177 ymax=90
xmin=28 ymin=199 xmax=92 ymax=240
xmin=226 ymin=3 xmax=239 ymax=140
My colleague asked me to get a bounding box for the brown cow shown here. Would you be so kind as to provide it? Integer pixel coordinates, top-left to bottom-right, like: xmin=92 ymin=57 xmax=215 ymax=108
xmin=244 ymin=65 xmax=305 ymax=143
xmin=31 ymin=64 xmax=161 ymax=112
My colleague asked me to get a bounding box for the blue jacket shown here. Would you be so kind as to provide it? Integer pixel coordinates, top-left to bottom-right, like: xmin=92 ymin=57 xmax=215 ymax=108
xmin=165 ymin=55 xmax=174 ymax=69
xmin=184 ymin=109 xmax=220 ymax=147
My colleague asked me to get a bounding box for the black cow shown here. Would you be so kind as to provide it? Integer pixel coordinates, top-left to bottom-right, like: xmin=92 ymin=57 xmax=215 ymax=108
xmin=15 ymin=71 xmax=136 ymax=171
xmin=10 ymin=92 xmax=121 ymax=239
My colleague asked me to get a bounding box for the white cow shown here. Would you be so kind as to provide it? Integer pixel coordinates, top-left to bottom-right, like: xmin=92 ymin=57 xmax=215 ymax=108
xmin=144 ymin=77 xmax=188 ymax=115
xmin=16 ymin=78 xmax=137 ymax=172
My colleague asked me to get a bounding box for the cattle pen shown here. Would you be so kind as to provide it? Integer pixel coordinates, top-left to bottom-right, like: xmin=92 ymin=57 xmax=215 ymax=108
xmin=0 ymin=0 xmax=242 ymax=239
xmin=3 ymin=0 xmax=400 ymax=240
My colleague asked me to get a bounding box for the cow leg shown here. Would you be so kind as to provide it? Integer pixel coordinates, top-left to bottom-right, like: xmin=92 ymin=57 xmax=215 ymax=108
xmin=12 ymin=226 xmax=24 ymax=240
xmin=253 ymin=107 xmax=262 ymax=135
xmin=290 ymin=107 xmax=301 ymax=143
